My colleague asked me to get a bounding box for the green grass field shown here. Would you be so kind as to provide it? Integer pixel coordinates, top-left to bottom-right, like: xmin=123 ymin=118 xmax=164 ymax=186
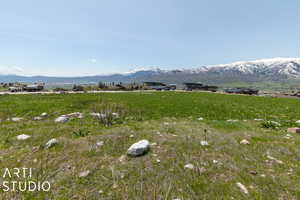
xmin=0 ymin=91 xmax=300 ymax=199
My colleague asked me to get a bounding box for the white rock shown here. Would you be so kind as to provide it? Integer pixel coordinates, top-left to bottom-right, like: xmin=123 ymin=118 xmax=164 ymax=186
xmin=45 ymin=138 xmax=58 ymax=148
xmin=284 ymin=134 xmax=293 ymax=139
xmin=96 ymin=141 xmax=104 ymax=147
xmin=112 ymin=112 xmax=119 ymax=118
xmin=11 ymin=117 xmax=23 ymax=122
xmin=270 ymin=121 xmax=281 ymax=126
xmin=267 ymin=155 xmax=284 ymax=164
xmin=33 ymin=116 xmax=43 ymax=120
xmin=127 ymin=140 xmax=150 ymax=157
xmin=184 ymin=163 xmax=194 ymax=170
xmin=90 ymin=112 xmax=100 ymax=117
xmin=200 ymin=141 xmax=209 ymax=146
xmin=213 ymin=160 xmax=218 ymax=164
xmin=17 ymin=134 xmax=31 ymax=140
xmin=41 ymin=112 xmax=48 ymax=117
xmin=197 ymin=117 xmax=204 ymax=121
xmin=296 ymin=120 xmax=300 ymax=124
xmin=55 ymin=116 xmax=69 ymax=123
xmin=227 ymin=119 xmax=239 ymax=122
xmin=129 ymin=134 xmax=134 ymax=138
xmin=78 ymin=170 xmax=90 ymax=177
xmin=151 ymin=142 xmax=157 ymax=146
xmin=119 ymin=155 xmax=127 ymax=163
xmin=254 ymin=118 xmax=263 ymax=121
xmin=66 ymin=112 xmax=82 ymax=118
xmin=240 ymin=139 xmax=250 ymax=145
xmin=156 ymin=159 xmax=161 ymax=163
xmin=236 ymin=182 xmax=249 ymax=194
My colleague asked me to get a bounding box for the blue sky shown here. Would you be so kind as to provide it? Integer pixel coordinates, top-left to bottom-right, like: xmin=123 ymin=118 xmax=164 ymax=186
xmin=1 ymin=0 xmax=300 ymax=76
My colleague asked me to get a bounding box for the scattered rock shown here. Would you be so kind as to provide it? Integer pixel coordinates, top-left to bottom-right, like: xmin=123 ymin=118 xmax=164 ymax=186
xmin=151 ymin=142 xmax=157 ymax=146
xmin=254 ymin=118 xmax=263 ymax=121
xmin=127 ymin=140 xmax=150 ymax=157
xmin=33 ymin=116 xmax=43 ymax=120
xmin=90 ymin=112 xmax=101 ymax=118
xmin=45 ymin=138 xmax=58 ymax=148
xmin=227 ymin=119 xmax=238 ymax=123
xmin=184 ymin=163 xmax=194 ymax=170
xmin=96 ymin=141 xmax=104 ymax=147
xmin=78 ymin=170 xmax=90 ymax=178
xmin=270 ymin=121 xmax=281 ymax=126
xmin=295 ymin=120 xmax=300 ymax=124
xmin=249 ymin=171 xmax=258 ymax=175
xmin=156 ymin=159 xmax=161 ymax=163
xmin=41 ymin=112 xmax=48 ymax=117
xmin=163 ymin=122 xmax=170 ymax=126
xmin=267 ymin=155 xmax=284 ymax=164
xmin=65 ymin=112 xmax=83 ymax=119
xmin=240 ymin=139 xmax=250 ymax=145
xmin=112 ymin=112 xmax=119 ymax=118
xmin=212 ymin=160 xmax=218 ymax=164
xmin=284 ymin=134 xmax=293 ymax=139
xmin=17 ymin=134 xmax=31 ymax=140
xmin=11 ymin=117 xmax=23 ymax=122
xmin=55 ymin=116 xmax=69 ymax=123
xmin=197 ymin=117 xmax=204 ymax=121
xmin=119 ymin=155 xmax=127 ymax=163
xmin=200 ymin=141 xmax=209 ymax=146
xmin=129 ymin=134 xmax=134 ymax=138
xmin=236 ymin=182 xmax=248 ymax=195
xmin=287 ymin=127 xmax=300 ymax=134
xmin=98 ymin=190 xmax=104 ymax=194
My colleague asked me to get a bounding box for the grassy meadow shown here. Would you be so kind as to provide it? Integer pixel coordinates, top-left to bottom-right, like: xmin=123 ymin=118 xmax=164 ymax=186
xmin=0 ymin=91 xmax=300 ymax=199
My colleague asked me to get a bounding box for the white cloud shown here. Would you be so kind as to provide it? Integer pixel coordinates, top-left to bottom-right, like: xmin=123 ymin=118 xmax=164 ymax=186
xmin=0 ymin=66 xmax=27 ymax=75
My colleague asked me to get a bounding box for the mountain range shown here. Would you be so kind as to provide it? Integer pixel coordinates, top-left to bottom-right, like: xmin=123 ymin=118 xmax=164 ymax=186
xmin=1 ymin=58 xmax=300 ymax=85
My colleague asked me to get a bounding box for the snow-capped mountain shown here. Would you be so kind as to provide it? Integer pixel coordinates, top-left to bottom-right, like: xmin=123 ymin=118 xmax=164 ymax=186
xmin=124 ymin=57 xmax=300 ymax=79
xmin=203 ymin=57 xmax=300 ymax=78
xmin=1 ymin=58 xmax=300 ymax=84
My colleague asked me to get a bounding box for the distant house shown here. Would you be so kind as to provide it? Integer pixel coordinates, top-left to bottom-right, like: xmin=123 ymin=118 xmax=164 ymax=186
xmin=143 ymin=82 xmax=176 ymax=90
xmin=24 ymin=84 xmax=44 ymax=92
xmin=225 ymin=88 xmax=259 ymax=95
xmin=184 ymin=83 xmax=218 ymax=92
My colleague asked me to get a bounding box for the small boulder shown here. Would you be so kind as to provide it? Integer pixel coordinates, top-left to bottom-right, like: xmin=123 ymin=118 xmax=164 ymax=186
xmin=236 ymin=182 xmax=248 ymax=194
xmin=227 ymin=119 xmax=238 ymax=123
xmin=240 ymin=139 xmax=250 ymax=145
xmin=296 ymin=120 xmax=300 ymax=124
xmin=197 ymin=117 xmax=204 ymax=121
xmin=45 ymin=138 xmax=58 ymax=148
xmin=96 ymin=141 xmax=104 ymax=147
xmin=55 ymin=116 xmax=69 ymax=123
xmin=200 ymin=141 xmax=209 ymax=146
xmin=254 ymin=118 xmax=263 ymax=121
xmin=17 ymin=134 xmax=31 ymax=141
xmin=127 ymin=140 xmax=150 ymax=157
xmin=41 ymin=112 xmax=48 ymax=117
xmin=11 ymin=117 xmax=23 ymax=122
xmin=78 ymin=170 xmax=90 ymax=178
xmin=284 ymin=134 xmax=293 ymax=139
xmin=184 ymin=163 xmax=194 ymax=170
xmin=267 ymin=155 xmax=284 ymax=164
xmin=33 ymin=116 xmax=43 ymax=120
